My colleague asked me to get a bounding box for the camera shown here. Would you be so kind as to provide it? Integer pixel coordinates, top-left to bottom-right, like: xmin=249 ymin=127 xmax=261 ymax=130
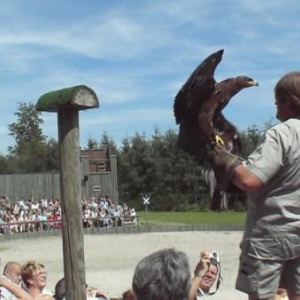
xmin=210 ymin=251 xmax=220 ymax=265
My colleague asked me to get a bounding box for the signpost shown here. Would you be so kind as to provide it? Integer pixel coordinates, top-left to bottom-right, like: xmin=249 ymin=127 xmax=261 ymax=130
xmin=140 ymin=193 xmax=152 ymax=225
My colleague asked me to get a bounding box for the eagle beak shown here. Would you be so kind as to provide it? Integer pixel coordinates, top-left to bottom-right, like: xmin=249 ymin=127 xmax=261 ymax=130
xmin=249 ymin=80 xmax=259 ymax=87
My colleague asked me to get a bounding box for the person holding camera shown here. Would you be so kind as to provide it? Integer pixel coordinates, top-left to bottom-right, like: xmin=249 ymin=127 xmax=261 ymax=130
xmin=189 ymin=251 xmax=221 ymax=300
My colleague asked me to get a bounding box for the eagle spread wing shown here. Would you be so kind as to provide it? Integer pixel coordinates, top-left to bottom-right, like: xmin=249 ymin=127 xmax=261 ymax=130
xmin=174 ymin=49 xmax=258 ymax=162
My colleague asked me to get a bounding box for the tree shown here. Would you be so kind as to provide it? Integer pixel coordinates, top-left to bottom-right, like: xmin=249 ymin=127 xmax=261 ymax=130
xmin=117 ymin=129 xmax=206 ymax=211
xmin=44 ymin=138 xmax=59 ymax=171
xmin=86 ymin=136 xmax=99 ymax=149
xmin=8 ymin=102 xmax=45 ymax=156
xmin=0 ymin=155 xmax=9 ymax=173
xmin=99 ymin=131 xmax=119 ymax=155
xmin=5 ymin=102 xmax=59 ymax=173
xmin=239 ymin=118 xmax=277 ymax=157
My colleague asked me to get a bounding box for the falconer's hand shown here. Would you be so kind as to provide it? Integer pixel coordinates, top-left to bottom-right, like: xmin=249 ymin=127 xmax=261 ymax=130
xmin=206 ymin=142 xmax=243 ymax=191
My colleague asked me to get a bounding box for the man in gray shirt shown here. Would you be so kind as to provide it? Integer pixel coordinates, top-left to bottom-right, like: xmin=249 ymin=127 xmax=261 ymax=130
xmin=207 ymin=71 xmax=300 ymax=300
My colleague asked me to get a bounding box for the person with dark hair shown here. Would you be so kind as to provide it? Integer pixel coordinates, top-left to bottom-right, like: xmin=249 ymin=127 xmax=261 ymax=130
xmin=52 ymin=278 xmax=65 ymax=300
xmin=207 ymin=71 xmax=300 ymax=300
xmin=132 ymin=248 xmax=191 ymax=300
xmin=53 ymin=277 xmax=108 ymax=300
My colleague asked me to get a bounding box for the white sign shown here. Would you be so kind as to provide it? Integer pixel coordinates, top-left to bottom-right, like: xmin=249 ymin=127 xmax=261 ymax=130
xmin=143 ymin=195 xmax=150 ymax=205
xmin=93 ymin=185 xmax=101 ymax=192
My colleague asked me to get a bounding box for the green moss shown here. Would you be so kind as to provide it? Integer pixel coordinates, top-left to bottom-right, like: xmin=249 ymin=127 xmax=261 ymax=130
xmin=36 ymin=85 xmax=99 ymax=112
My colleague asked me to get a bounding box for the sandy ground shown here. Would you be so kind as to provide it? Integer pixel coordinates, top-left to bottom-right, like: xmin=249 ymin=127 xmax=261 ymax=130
xmin=0 ymin=231 xmax=248 ymax=300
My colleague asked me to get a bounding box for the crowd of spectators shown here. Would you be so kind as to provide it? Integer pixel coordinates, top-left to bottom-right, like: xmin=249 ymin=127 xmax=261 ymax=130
xmin=0 ymin=194 xmax=137 ymax=235
xmin=0 ymin=249 xmax=221 ymax=300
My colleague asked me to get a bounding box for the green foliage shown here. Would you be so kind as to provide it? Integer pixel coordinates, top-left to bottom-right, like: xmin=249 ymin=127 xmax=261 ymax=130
xmin=4 ymin=102 xmax=59 ymax=173
xmin=86 ymin=136 xmax=99 ymax=149
xmin=239 ymin=118 xmax=277 ymax=157
xmin=100 ymin=131 xmax=119 ymax=155
xmin=117 ymin=129 xmax=207 ymax=211
xmin=0 ymin=155 xmax=9 ymax=173
xmin=8 ymin=102 xmax=45 ymax=155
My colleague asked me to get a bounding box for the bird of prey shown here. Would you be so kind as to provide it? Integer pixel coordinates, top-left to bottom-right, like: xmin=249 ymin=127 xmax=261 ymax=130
xmin=173 ymin=49 xmax=258 ymax=210
xmin=174 ymin=49 xmax=258 ymax=164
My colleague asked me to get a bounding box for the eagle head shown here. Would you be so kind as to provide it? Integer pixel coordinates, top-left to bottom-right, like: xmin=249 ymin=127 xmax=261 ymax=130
xmin=236 ymin=76 xmax=259 ymax=88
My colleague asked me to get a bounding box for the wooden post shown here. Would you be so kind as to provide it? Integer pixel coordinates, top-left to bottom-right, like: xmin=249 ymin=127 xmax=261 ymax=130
xmin=36 ymin=85 xmax=99 ymax=300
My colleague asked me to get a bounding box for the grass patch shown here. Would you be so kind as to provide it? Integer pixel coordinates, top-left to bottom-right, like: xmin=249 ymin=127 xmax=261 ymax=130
xmin=137 ymin=211 xmax=246 ymax=226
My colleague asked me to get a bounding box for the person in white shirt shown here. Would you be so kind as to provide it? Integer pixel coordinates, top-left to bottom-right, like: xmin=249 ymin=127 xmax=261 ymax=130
xmin=0 ymin=261 xmax=30 ymax=300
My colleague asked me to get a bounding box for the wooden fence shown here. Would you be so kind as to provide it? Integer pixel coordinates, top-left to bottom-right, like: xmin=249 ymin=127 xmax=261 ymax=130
xmin=0 ymin=155 xmax=119 ymax=204
xmin=0 ymin=223 xmax=244 ymax=242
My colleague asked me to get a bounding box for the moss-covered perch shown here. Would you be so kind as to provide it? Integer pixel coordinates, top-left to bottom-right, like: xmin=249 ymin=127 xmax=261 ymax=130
xmin=36 ymin=85 xmax=99 ymax=112
xmin=35 ymin=85 xmax=99 ymax=300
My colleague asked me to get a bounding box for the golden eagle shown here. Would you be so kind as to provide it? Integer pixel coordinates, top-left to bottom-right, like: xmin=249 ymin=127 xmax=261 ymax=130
xmin=174 ymin=48 xmax=258 ymax=163
xmin=173 ymin=49 xmax=258 ymax=209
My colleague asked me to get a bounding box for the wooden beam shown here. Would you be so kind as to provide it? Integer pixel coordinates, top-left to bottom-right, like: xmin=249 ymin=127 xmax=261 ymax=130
xmin=36 ymin=85 xmax=99 ymax=300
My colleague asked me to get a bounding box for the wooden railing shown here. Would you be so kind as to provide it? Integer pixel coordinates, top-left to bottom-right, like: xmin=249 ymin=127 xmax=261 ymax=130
xmin=0 ymin=216 xmax=140 ymax=234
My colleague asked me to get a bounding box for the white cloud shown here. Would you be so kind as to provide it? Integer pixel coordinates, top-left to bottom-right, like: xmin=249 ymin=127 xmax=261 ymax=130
xmin=0 ymin=0 xmax=300 ymax=155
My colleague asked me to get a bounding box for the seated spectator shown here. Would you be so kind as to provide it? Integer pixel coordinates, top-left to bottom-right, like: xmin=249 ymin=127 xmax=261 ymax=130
xmin=99 ymin=208 xmax=110 ymax=227
xmin=21 ymin=261 xmax=53 ymax=299
xmin=1 ymin=261 xmax=22 ymax=299
xmin=0 ymin=216 xmax=8 ymax=234
xmin=38 ymin=210 xmax=49 ymax=231
xmin=108 ymin=205 xmax=117 ymax=225
xmin=132 ymin=248 xmax=191 ymax=300
xmin=105 ymin=194 xmax=112 ymax=207
xmin=8 ymin=214 xmax=17 ymax=234
xmin=110 ymin=289 xmax=136 ymax=300
xmin=14 ymin=214 xmax=23 ymax=233
xmin=130 ymin=209 xmax=136 ymax=222
xmin=121 ymin=289 xmax=136 ymax=300
xmin=23 ymin=212 xmax=33 ymax=232
xmin=47 ymin=210 xmax=61 ymax=230
xmin=53 ymin=277 xmax=109 ymax=300
xmin=82 ymin=205 xmax=93 ymax=228
xmin=0 ymin=275 xmax=32 ymax=300
xmin=189 ymin=251 xmax=221 ymax=300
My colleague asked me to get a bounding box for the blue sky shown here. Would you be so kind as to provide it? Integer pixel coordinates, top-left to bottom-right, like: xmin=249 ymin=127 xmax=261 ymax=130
xmin=1 ymin=0 xmax=300 ymax=154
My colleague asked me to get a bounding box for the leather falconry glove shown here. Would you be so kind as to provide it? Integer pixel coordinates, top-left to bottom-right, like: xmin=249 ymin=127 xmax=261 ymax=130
xmin=206 ymin=142 xmax=243 ymax=191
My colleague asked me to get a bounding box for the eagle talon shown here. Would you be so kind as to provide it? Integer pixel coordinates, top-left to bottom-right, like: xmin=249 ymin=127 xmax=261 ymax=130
xmin=215 ymin=135 xmax=224 ymax=145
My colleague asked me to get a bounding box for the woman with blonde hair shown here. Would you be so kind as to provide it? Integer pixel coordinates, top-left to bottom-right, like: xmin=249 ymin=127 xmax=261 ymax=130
xmin=21 ymin=261 xmax=53 ymax=300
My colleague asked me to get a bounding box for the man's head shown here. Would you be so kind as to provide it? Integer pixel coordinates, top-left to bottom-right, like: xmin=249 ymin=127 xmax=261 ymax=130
xmin=3 ymin=261 xmax=22 ymax=285
xmin=132 ymin=248 xmax=191 ymax=300
xmin=54 ymin=277 xmax=108 ymax=300
xmin=274 ymin=71 xmax=300 ymax=121
xmin=199 ymin=264 xmax=218 ymax=293
xmin=53 ymin=277 xmax=66 ymax=300
xmin=194 ymin=251 xmax=221 ymax=295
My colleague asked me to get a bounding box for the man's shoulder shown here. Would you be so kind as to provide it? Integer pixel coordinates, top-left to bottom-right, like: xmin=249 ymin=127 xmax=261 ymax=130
xmin=270 ymin=118 xmax=300 ymax=132
xmin=0 ymin=286 xmax=15 ymax=299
